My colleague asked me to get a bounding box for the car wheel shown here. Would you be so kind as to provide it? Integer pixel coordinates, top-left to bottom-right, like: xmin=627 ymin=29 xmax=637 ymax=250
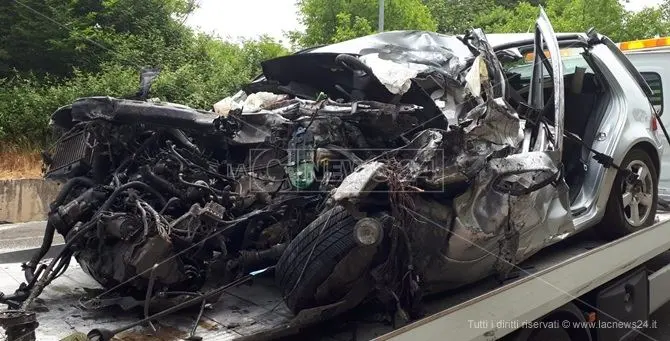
xmin=596 ymin=148 xmax=658 ymax=239
xmin=275 ymin=205 xmax=374 ymax=314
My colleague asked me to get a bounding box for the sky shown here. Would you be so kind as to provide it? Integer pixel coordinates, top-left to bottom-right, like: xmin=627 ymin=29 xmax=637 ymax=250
xmin=184 ymin=0 xmax=302 ymax=43
xmin=185 ymin=0 xmax=664 ymax=41
xmin=624 ymin=0 xmax=664 ymax=11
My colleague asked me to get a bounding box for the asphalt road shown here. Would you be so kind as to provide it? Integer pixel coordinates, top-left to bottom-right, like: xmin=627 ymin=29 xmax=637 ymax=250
xmin=0 ymin=220 xmax=62 ymax=252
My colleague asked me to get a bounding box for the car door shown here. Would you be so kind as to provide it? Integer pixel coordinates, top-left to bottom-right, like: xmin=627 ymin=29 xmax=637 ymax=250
xmin=508 ymin=8 xmax=576 ymax=261
xmin=525 ymin=7 xmax=565 ymax=155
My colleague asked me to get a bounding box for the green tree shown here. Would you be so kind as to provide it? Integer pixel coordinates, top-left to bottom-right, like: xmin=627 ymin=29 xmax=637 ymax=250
xmin=0 ymin=0 xmax=76 ymax=77
xmin=332 ymin=12 xmax=376 ymax=42
xmin=475 ymin=1 xmax=539 ymax=33
xmin=545 ymin=0 xmax=626 ymax=40
xmin=0 ymin=0 xmax=290 ymax=148
xmin=291 ymin=0 xmax=437 ymax=47
xmin=422 ymin=0 xmax=669 ymax=42
xmin=471 ymin=0 xmax=644 ymax=42
xmin=423 ymin=0 xmax=495 ymax=34
xmin=0 ymin=0 xmax=197 ymax=78
xmin=421 ymin=0 xmax=549 ymax=34
xmin=621 ymin=6 xmax=670 ymax=41
xmin=495 ymin=0 xmax=545 ymax=7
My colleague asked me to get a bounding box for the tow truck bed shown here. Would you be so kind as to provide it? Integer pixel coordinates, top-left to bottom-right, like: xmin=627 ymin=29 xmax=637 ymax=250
xmin=3 ymin=214 xmax=670 ymax=341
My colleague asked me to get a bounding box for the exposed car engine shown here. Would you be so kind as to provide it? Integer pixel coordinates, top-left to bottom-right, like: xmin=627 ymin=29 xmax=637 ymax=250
xmin=22 ymin=55 xmax=430 ymax=306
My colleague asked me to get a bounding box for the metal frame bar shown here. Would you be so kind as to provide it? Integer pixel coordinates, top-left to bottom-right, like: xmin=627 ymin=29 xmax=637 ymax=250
xmin=649 ymin=261 xmax=670 ymax=313
xmin=375 ymin=217 xmax=670 ymax=341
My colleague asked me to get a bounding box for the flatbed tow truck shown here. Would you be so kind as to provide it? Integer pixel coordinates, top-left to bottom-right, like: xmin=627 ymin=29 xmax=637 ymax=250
xmin=1 ymin=213 xmax=670 ymax=341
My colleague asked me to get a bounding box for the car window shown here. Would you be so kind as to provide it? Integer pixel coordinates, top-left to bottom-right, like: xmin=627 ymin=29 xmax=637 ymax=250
xmin=641 ymin=72 xmax=663 ymax=114
xmin=506 ymin=53 xmax=592 ymax=80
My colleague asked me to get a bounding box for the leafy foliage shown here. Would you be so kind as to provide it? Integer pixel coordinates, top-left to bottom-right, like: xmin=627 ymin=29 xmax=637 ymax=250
xmin=422 ymin=0 xmax=496 ymax=34
xmin=0 ymin=0 xmax=287 ymax=148
xmin=623 ymin=6 xmax=670 ymax=41
xmin=423 ymin=0 xmax=670 ymax=42
xmin=292 ymin=0 xmax=670 ymax=47
xmin=290 ymin=0 xmax=437 ymax=47
xmin=0 ymin=34 xmax=288 ymax=147
xmin=0 ymin=0 xmax=197 ymax=78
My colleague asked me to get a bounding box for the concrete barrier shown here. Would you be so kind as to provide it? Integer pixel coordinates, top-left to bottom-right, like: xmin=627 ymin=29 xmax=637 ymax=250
xmin=0 ymin=179 xmax=60 ymax=223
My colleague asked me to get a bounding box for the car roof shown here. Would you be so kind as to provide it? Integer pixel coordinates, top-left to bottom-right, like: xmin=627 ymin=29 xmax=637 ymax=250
xmin=484 ymin=32 xmax=586 ymax=48
xmin=302 ymin=31 xmax=587 ymax=57
xmin=307 ymin=30 xmax=472 ymax=57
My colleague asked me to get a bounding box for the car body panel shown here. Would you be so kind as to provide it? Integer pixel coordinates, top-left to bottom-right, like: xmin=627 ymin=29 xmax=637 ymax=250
xmin=495 ymin=34 xmax=664 ymax=230
xmin=570 ymin=43 xmax=663 ymax=228
xmin=331 ymin=9 xmax=577 ymax=292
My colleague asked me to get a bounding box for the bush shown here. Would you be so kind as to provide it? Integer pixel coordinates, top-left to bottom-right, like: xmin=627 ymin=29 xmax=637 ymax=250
xmin=0 ymin=65 xmax=138 ymax=148
xmin=0 ymin=36 xmax=288 ymax=149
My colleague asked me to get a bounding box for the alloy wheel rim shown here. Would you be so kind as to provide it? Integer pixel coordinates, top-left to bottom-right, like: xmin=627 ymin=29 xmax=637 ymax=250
xmin=621 ymin=160 xmax=654 ymax=227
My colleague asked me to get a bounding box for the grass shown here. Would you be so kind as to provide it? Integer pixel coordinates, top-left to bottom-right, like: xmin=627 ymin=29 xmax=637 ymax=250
xmin=0 ymin=150 xmax=43 ymax=180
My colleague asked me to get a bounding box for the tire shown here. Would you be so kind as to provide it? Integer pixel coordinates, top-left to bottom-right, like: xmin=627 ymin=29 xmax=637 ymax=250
xmin=275 ymin=205 xmax=360 ymax=314
xmin=596 ymin=148 xmax=658 ymax=240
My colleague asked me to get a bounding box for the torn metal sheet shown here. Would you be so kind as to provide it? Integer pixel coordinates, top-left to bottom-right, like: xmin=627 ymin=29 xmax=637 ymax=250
xmin=308 ymin=31 xmax=473 ymax=70
xmin=461 ymin=97 xmax=524 ymax=148
xmin=318 ymin=9 xmax=575 ymax=317
xmin=537 ymin=7 xmax=565 ymax=154
xmin=332 ymin=161 xmax=387 ymax=202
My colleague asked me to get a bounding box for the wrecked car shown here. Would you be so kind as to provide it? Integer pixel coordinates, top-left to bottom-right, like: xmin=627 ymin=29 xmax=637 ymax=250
xmin=271 ymin=11 xmax=664 ymax=319
xmin=1 ymin=8 xmax=664 ymax=339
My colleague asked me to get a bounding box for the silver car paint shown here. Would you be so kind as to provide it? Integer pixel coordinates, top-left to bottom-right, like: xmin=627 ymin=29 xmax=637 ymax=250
xmin=487 ymin=36 xmax=663 ymax=232
xmin=572 ymin=44 xmax=663 ymax=229
xmin=331 ymin=11 xmax=578 ymax=290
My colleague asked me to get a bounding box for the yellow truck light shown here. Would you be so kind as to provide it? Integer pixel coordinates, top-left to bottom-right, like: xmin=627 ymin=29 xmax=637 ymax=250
xmin=618 ymin=37 xmax=670 ymax=51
